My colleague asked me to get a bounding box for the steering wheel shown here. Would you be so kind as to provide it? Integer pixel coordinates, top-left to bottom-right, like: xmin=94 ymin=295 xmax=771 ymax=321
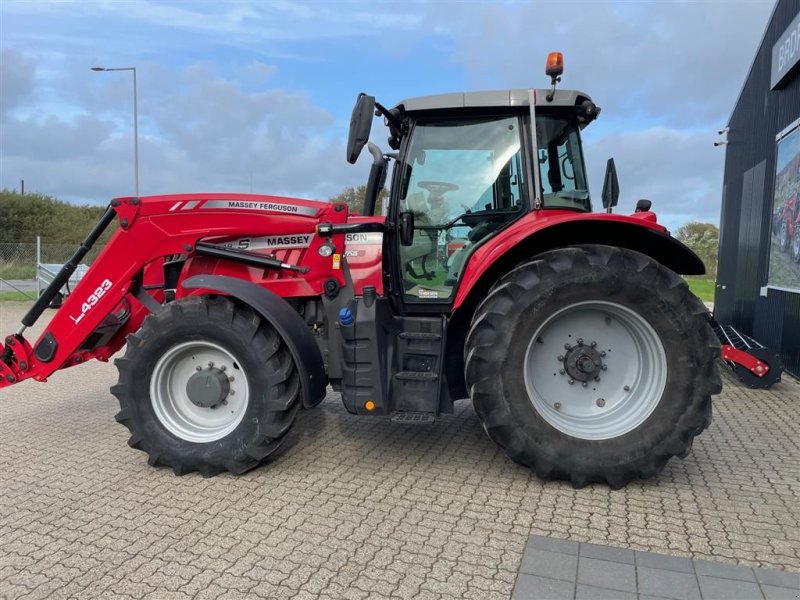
xmin=418 ymin=181 xmax=459 ymax=197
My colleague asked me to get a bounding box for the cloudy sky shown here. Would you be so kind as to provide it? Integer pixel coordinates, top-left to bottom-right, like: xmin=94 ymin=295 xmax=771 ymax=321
xmin=0 ymin=0 xmax=775 ymax=230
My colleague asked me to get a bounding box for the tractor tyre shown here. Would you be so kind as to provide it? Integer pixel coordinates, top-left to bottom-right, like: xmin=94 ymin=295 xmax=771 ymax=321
xmin=778 ymin=220 xmax=790 ymax=252
xmin=464 ymin=245 xmax=721 ymax=489
xmin=790 ymin=228 xmax=800 ymax=262
xmin=112 ymin=296 xmax=300 ymax=476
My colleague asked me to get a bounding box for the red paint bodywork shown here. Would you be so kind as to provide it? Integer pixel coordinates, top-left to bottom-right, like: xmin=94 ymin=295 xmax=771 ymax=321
xmin=0 ymin=193 xmax=385 ymax=388
xmin=452 ymin=209 xmax=664 ymax=309
xmin=720 ymin=345 xmax=770 ymax=377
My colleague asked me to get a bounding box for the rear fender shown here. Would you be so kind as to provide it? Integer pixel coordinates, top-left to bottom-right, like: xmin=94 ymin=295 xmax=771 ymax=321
xmin=182 ymin=274 xmax=327 ymax=408
xmin=454 ymin=216 xmax=704 ymax=311
xmin=445 ymin=217 xmax=706 ymax=400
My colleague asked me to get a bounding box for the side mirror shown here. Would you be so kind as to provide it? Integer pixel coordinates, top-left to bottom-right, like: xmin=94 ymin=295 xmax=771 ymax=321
xmin=399 ymin=211 xmax=415 ymax=246
xmin=601 ymin=157 xmax=619 ymax=212
xmin=346 ymin=93 xmax=376 ymax=164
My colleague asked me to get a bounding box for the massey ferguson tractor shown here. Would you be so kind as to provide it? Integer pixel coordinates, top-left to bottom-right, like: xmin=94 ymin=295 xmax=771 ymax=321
xmin=0 ymin=54 xmax=722 ymax=488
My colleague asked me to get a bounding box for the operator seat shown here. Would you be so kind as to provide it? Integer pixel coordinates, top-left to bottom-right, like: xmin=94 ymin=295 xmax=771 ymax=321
xmin=402 ymin=191 xmax=437 ymax=280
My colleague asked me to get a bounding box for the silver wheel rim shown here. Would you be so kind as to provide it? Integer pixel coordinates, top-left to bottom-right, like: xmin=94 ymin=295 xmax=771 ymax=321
xmin=150 ymin=341 xmax=250 ymax=443
xmin=523 ymin=301 xmax=667 ymax=440
xmin=780 ymin=222 xmax=788 ymax=248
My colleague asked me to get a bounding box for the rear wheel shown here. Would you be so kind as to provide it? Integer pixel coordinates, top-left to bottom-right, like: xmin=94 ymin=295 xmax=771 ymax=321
xmin=112 ymin=296 xmax=300 ymax=476
xmin=465 ymin=245 xmax=721 ymax=488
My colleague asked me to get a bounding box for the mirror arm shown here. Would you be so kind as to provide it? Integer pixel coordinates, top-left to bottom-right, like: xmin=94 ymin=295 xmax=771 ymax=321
xmin=363 ymin=142 xmax=387 ymax=217
xmin=375 ymin=102 xmax=405 ymax=134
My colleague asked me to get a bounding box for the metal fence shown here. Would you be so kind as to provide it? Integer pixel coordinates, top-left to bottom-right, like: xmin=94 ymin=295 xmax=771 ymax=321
xmin=0 ymin=239 xmax=106 ymax=296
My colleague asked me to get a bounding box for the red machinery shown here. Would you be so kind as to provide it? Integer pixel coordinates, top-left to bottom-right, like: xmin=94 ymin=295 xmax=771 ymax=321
xmin=0 ymin=55 xmax=722 ymax=488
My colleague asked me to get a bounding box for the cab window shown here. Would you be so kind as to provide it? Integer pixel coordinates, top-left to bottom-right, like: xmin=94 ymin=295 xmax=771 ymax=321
xmin=398 ymin=115 xmax=526 ymax=302
xmin=536 ymin=114 xmax=591 ymax=211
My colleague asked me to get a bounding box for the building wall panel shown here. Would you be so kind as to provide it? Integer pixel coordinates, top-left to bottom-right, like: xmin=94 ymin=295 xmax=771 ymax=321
xmin=717 ymin=0 xmax=800 ymax=375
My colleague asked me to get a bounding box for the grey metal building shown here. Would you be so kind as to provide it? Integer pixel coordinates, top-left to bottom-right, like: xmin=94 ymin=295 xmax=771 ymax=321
xmin=717 ymin=0 xmax=800 ymax=376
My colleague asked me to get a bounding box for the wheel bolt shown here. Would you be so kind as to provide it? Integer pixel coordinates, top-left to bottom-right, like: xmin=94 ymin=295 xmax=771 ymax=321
xmin=568 ymin=379 xmax=575 ymax=385
xmin=220 ymin=365 xmax=227 ymax=372
xmin=557 ymin=355 xmax=564 ymax=361
xmin=559 ymin=369 xmax=565 ymax=375
xmin=600 ymin=351 xmax=606 ymax=357
xmin=229 ymin=376 xmax=235 ymax=382
xmin=601 ymin=365 xmax=607 ymax=371
xmin=596 ymin=398 xmax=606 ymax=407
xmin=577 ymin=338 xmax=584 ymax=346
xmin=594 ymin=376 xmax=600 ymax=382
xmin=564 ymin=343 xmax=572 ymax=350
xmin=624 ymin=385 xmax=631 ymax=391
xmin=590 ymin=341 xmax=597 ymax=347
xmin=554 ymin=402 xmax=561 ymax=410
xmin=196 ymin=366 xmax=202 ymax=372
xmin=228 ymin=390 xmax=235 ymax=396
xmin=208 ymin=361 xmax=214 ymax=368
xmin=582 ymin=382 xmax=587 ymax=387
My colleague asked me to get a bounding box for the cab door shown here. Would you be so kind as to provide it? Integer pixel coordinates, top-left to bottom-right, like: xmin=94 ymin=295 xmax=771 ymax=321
xmin=389 ymin=113 xmax=531 ymax=312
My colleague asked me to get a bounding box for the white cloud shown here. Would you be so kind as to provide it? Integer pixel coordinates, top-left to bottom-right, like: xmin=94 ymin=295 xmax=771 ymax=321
xmin=0 ymin=0 xmax=776 ymax=232
xmin=583 ymin=125 xmax=725 ymax=231
xmin=0 ymin=56 xmax=368 ymax=203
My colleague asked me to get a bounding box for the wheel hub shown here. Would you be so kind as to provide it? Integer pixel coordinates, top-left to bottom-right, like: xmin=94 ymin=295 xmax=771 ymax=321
xmin=186 ymin=367 xmax=230 ymax=408
xmin=564 ymin=345 xmax=603 ymax=382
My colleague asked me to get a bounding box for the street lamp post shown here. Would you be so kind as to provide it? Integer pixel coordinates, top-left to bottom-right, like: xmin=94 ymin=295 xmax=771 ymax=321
xmin=91 ymin=66 xmax=139 ymax=197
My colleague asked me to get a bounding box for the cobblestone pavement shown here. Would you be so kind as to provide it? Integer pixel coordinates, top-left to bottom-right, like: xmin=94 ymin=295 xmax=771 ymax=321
xmin=0 ymin=301 xmax=798 ymax=599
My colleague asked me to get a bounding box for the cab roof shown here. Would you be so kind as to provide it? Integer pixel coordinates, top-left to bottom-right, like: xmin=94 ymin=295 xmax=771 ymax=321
xmin=394 ymin=88 xmax=593 ymax=113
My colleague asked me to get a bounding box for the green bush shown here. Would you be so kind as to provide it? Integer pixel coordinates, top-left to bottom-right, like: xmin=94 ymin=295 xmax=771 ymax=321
xmin=0 ymin=189 xmax=116 ymax=244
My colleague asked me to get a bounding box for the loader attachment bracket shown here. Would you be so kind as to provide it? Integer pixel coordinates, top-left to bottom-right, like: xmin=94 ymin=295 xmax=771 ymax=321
xmin=0 ymin=334 xmax=35 ymax=385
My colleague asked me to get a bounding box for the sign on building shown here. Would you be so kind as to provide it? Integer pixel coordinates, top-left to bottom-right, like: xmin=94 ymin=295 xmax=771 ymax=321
xmin=771 ymin=9 xmax=800 ymax=89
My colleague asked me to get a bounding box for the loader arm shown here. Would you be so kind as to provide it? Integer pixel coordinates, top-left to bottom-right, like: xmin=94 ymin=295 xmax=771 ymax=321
xmin=0 ymin=193 xmax=341 ymax=390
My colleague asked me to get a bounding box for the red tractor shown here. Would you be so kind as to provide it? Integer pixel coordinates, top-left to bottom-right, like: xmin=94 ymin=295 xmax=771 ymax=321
xmin=776 ymin=188 xmax=800 ymax=261
xmin=0 ymin=55 xmax=720 ymax=488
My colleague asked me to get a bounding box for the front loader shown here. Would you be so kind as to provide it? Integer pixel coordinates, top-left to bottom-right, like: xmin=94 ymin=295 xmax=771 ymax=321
xmin=0 ymin=54 xmax=722 ymax=488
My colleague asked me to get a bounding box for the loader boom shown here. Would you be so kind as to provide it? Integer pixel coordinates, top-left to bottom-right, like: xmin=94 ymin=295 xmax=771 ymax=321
xmin=0 ymin=193 xmax=345 ymax=389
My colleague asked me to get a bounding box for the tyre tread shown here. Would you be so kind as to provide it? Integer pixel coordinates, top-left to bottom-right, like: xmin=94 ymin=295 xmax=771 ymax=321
xmin=464 ymin=244 xmax=720 ymax=487
xmin=112 ymin=296 xmax=300 ymax=476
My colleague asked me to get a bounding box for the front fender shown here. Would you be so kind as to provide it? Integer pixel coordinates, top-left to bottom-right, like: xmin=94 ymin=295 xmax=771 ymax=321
xmin=182 ymin=274 xmax=327 ymax=408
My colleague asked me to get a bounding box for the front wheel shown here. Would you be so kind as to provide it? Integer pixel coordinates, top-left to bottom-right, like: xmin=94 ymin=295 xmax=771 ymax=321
xmin=465 ymin=245 xmax=721 ymax=488
xmin=112 ymin=296 xmax=300 ymax=476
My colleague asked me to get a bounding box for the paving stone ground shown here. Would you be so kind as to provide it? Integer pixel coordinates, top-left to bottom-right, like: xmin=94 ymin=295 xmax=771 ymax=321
xmin=514 ymin=535 xmax=800 ymax=599
xmin=1 ymin=301 xmax=799 ymax=599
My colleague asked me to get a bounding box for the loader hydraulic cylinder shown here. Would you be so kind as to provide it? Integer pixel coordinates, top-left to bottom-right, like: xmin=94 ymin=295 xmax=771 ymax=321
xmin=20 ymin=205 xmax=117 ymax=332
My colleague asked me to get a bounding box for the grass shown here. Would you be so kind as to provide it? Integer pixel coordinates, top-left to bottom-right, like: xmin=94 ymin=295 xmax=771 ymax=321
xmin=684 ymin=276 xmax=716 ymax=303
xmin=0 ymin=265 xmax=36 ymax=279
xmin=0 ymin=291 xmax=35 ymax=302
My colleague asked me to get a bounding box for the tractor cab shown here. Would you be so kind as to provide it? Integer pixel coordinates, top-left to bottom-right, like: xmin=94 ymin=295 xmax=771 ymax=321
xmin=347 ymin=55 xmax=601 ymax=304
